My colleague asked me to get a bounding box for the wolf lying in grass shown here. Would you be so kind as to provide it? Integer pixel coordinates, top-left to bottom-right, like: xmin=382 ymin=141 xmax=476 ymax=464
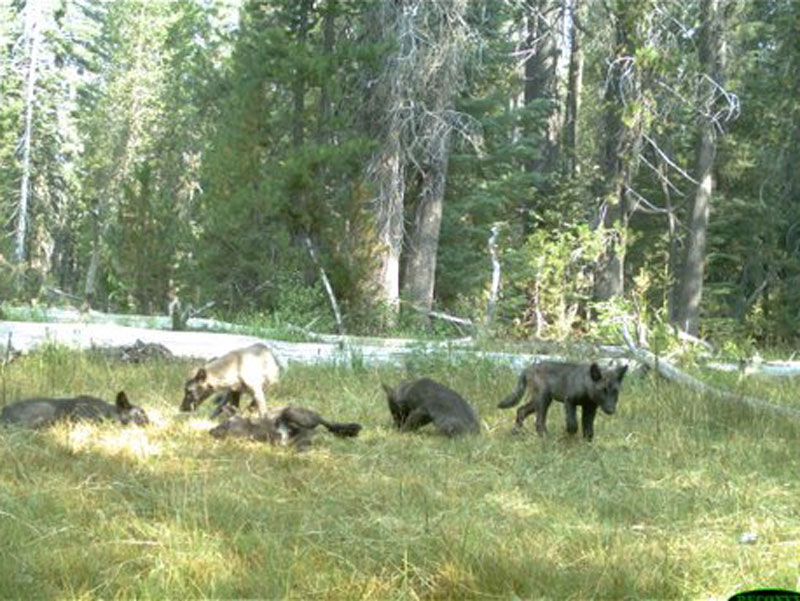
xmin=1 ymin=391 xmax=149 ymax=429
xmin=181 ymin=343 xmax=280 ymax=417
xmin=498 ymin=361 xmax=628 ymax=440
xmin=209 ymin=405 xmax=362 ymax=449
xmin=381 ymin=378 xmax=480 ymax=437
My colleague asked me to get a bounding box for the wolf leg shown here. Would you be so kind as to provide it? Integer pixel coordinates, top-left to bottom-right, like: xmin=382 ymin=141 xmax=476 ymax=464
xmin=513 ymin=398 xmax=538 ymax=431
xmin=250 ymin=386 xmax=268 ymax=417
xmin=565 ymin=402 xmax=579 ymax=435
xmin=534 ymin=396 xmax=553 ymax=436
xmin=400 ymin=407 xmax=433 ymax=432
xmin=581 ymin=404 xmax=597 ymax=441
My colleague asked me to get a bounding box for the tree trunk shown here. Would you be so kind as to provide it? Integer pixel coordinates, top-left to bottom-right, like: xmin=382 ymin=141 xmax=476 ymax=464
xmin=368 ymin=139 xmax=406 ymax=317
xmin=564 ymin=0 xmax=583 ymax=179
xmin=593 ymin=2 xmax=644 ymax=301
xmin=524 ymin=0 xmax=560 ymax=180
xmin=291 ymin=0 xmax=311 ymax=148
xmin=84 ymin=207 xmax=101 ymax=308
xmin=14 ymin=2 xmax=43 ymax=264
xmin=403 ymin=133 xmax=450 ymax=313
xmin=400 ymin=0 xmax=469 ymax=319
xmin=673 ymin=0 xmax=724 ymax=335
xmin=363 ymin=2 xmax=411 ymax=322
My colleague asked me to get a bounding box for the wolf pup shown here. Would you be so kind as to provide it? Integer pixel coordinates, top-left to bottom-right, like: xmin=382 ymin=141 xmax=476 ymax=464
xmin=498 ymin=361 xmax=628 ymax=440
xmin=381 ymin=378 xmax=480 ymax=437
xmin=181 ymin=343 xmax=280 ymax=417
xmin=1 ymin=391 xmax=149 ymax=429
xmin=209 ymin=405 xmax=362 ymax=449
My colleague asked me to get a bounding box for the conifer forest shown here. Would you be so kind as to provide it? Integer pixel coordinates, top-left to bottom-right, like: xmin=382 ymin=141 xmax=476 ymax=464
xmin=2 ymin=0 xmax=800 ymax=348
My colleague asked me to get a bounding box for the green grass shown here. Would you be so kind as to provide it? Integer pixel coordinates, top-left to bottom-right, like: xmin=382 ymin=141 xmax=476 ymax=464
xmin=1 ymin=349 xmax=799 ymax=600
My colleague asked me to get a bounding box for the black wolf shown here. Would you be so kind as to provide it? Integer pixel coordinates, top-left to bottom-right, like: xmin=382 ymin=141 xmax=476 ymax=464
xmin=1 ymin=391 xmax=149 ymax=429
xmin=498 ymin=361 xmax=628 ymax=440
xmin=182 ymin=343 xmax=280 ymax=417
xmin=209 ymin=405 xmax=362 ymax=449
xmin=381 ymin=378 xmax=480 ymax=437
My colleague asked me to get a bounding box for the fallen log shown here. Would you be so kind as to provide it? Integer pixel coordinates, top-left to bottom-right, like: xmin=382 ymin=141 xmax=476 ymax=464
xmin=0 ymin=319 xmax=549 ymax=371
xmin=620 ymin=324 xmax=800 ymax=418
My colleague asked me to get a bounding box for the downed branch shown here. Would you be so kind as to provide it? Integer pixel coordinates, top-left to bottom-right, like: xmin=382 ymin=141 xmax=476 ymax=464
xmin=485 ymin=223 xmax=501 ymax=327
xmin=620 ymin=323 xmax=800 ymax=418
xmin=303 ymin=234 xmax=344 ymax=335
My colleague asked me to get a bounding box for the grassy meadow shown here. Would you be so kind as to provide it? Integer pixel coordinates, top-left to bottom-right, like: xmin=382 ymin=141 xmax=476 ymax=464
xmin=1 ymin=345 xmax=799 ymax=600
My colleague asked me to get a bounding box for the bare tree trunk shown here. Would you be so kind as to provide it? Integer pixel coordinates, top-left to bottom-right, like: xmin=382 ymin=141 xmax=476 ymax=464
xmin=14 ymin=2 xmax=43 ymax=264
xmin=564 ymin=0 xmax=583 ymax=179
xmin=400 ymin=0 xmax=470 ymax=318
xmin=673 ymin=0 xmax=724 ymax=335
xmin=403 ymin=133 xmax=450 ymax=313
xmin=368 ymin=138 xmax=406 ymax=319
xmin=363 ymin=2 xmax=413 ymax=323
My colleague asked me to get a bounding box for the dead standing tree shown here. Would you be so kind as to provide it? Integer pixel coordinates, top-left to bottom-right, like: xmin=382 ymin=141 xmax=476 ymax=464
xmin=364 ymin=0 xmax=478 ymax=325
xmin=672 ymin=0 xmax=737 ymax=335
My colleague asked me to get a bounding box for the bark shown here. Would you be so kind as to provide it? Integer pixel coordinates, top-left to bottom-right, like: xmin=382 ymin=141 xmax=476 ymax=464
xmin=368 ymin=139 xmax=406 ymax=318
xmin=14 ymin=2 xmax=43 ymax=264
xmin=400 ymin=0 xmax=470 ymax=316
xmin=564 ymin=0 xmax=584 ymax=179
xmin=364 ymin=2 xmax=411 ymax=321
xmin=593 ymin=3 xmax=644 ymax=301
xmin=403 ymin=133 xmax=450 ymax=314
xmin=673 ymin=0 xmax=724 ymax=335
xmin=523 ymin=0 xmax=561 ymax=181
xmin=366 ymin=1 xmax=470 ymax=321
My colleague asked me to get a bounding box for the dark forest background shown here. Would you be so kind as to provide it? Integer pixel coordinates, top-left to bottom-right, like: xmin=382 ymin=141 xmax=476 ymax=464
xmin=2 ymin=0 xmax=799 ymax=348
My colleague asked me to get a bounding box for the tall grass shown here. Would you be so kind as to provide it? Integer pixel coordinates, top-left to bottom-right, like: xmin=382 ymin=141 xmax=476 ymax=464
xmin=1 ymin=348 xmax=798 ymax=599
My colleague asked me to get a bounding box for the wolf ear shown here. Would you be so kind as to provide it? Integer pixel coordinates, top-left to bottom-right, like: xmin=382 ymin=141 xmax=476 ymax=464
xmin=196 ymin=367 xmax=207 ymax=381
xmin=589 ymin=363 xmax=603 ymax=382
xmin=115 ymin=391 xmax=132 ymax=410
xmin=616 ymin=365 xmax=629 ymax=381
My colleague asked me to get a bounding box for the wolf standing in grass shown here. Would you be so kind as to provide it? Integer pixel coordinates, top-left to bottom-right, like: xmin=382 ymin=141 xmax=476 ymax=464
xmin=498 ymin=362 xmax=628 ymax=440
xmin=181 ymin=343 xmax=280 ymax=417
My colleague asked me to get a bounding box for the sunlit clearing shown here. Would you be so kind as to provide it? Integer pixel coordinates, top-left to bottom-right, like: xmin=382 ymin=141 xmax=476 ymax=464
xmin=485 ymin=488 xmax=543 ymax=519
xmin=63 ymin=423 xmax=161 ymax=460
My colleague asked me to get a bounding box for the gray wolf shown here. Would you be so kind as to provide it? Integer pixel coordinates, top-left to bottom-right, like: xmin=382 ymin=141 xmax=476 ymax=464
xmin=181 ymin=343 xmax=280 ymax=417
xmin=381 ymin=378 xmax=480 ymax=436
xmin=209 ymin=405 xmax=362 ymax=449
xmin=1 ymin=391 xmax=149 ymax=428
xmin=498 ymin=361 xmax=628 ymax=440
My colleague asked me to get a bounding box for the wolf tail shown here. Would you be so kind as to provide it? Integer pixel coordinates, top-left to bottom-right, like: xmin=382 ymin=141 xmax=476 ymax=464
xmin=497 ymin=372 xmax=527 ymax=408
xmin=322 ymin=421 xmax=363 ymax=437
